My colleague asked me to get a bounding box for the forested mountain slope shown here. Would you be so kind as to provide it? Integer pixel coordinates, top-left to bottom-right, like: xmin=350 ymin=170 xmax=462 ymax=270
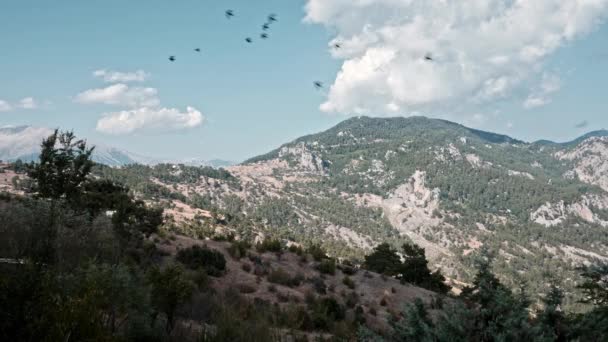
xmin=6 ymin=117 xmax=608 ymax=309
xmin=93 ymin=116 xmax=608 ymax=309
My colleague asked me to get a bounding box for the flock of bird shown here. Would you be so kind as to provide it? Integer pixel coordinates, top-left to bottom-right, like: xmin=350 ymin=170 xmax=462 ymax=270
xmin=168 ymin=12 xmax=278 ymax=66
xmin=168 ymin=9 xmax=435 ymax=91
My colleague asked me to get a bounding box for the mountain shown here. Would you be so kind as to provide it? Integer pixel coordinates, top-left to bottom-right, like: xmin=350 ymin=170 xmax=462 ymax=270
xmin=85 ymin=116 xmax=608 ymax=310
xmin=5 ymin=117 xmax=608 ymax=309
xmin=0 ymin=125 xmax=234 ymax=167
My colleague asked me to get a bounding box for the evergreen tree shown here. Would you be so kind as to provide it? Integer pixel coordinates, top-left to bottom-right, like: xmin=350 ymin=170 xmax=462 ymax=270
xmin=27 ymin=130 xmax=94 ymax=201
xmin=392 ymin=298 xmax=435 ymax=342
xmin=535 ymin=284 xmax=567 ymax=341
xmin=399 ymin=243 xmax=449 ymax=294
xmin=364 ymin=243 xmax=401 ymax=276
xmin=148 ymin=264 xmax=195 ymax=333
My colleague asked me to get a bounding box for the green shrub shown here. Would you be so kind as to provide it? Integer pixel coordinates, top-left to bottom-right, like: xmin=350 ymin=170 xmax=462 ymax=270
xmin=176 ymin=245 xmax=226 ymax=276
xmin=317 ymin=259 xmax=336 ymax=275
xmin=256 ymin=238 xmax=282 ymax=253
xmin=306 ymin=244 xmax=327 ymax=261
xmin=288 ymin=244 xmax=304 ymax=255
xmin=267 ymin=268 xmax=292 ymax=286
xmin=309 ymin=277 xmax=327 ymax=295
xmin=342 ymin=276 xmax=355 ymax=289
xmin=310 ymin=297 xmax=345 ymax=331
xmin=228 ymin=240 xmax=251 ymax=260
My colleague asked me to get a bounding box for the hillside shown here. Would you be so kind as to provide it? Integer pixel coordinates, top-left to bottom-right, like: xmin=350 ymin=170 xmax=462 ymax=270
xmin=73 ymin=116 xmax=608 ymax=310
xmin=3 ymin=117 xmax=608 ymax=304
xmin=3 ymin=121 xmax=608 ymax=341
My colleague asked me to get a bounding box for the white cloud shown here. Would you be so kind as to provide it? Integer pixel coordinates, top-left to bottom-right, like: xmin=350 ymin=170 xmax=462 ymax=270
xmin=93 ymin=69 xmax=149 ymax=83
xmin=0 ymin=100 xmax=11 ymax=112
xmin=19 ymin=97 xmax=37 ymax=109
xmin=96 ymin=106 xmax=204 ymax=135
xmin=75 ymin=84 xmax=160 ymax=108
xmin=523 ymin=73 xmax=561 ymax=109
xmin=305 ymin=0 xmax=608 ymax=115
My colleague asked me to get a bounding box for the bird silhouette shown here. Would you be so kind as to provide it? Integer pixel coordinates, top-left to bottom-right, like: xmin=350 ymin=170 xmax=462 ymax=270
xmin=268 ymin=14 xmax=277 ymax=22
xmin=260 ymin=33 xmax=268 ymax=39
xmin=225 ymin=10 xmax=234 ymax=19
xmin=169 ymin=56 xmax=176 ymax=62
xmin=194 ymin=48 xmax=201 ymax=52
xmin=245 ymin=37 xmax=253 ymax=43
xmin=314 ymin=81 xmax=324 ymax=90
xmin=262 ymin=23 xmax=270 ymax=31
xmin=424 ymin=53 xmax=433 ymax=61
xmin=333 ymin=43 xmax=342 ymax=49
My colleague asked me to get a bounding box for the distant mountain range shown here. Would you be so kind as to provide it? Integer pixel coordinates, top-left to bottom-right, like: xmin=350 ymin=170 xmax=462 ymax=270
xmin=0 ymin=125 xmax=234 ymax=168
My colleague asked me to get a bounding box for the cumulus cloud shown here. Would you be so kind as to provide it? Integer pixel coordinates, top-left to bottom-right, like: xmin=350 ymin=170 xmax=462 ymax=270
xmin=93 ymin=69 xmax=149 ymax=83
xmin=19 ymin=97 xmax=38 ymax=109
xmin=523 ymin=73 xmax=561 ymax=109
xmin=74 ymin=84 xmax=160 ymax=108
xmin=0 ymin=100 xmax=11 ymax=112
xmin=96 ymin=106 xmax=204 ymax=135
xmin=304 ymin=0 xmax=608 ymax=115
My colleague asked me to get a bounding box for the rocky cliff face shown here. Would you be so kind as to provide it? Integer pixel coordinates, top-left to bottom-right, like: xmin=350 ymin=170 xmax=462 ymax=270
xmin=557 ymin=137 xmax=608 ymax=192
xmin=531 ymin=194 xmax=608 ymax=227
xmin=278 ymin=142 xmax=328 ymax=173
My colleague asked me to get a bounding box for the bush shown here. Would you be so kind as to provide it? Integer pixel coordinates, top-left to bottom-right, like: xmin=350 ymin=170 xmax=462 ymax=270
xmin=342 ymin=276 xmax=355 ymax=289
xmin=190 ymin=269 xmax=210 ymax=290
xmin=307 ymin=244 xmax=327 ymax=261
xmin=290 ymin=273 xmax=305 ymax=287
xmin=339 ymin=263 xmax=357 ymax=276
xmin=288 ymin=244 xmax=304 ymax=255
xmin=176 ymin=245 xmax=226 ymax=276
xmin=237 ymin=283 xmax=256 ymax=294
xmin=310 ymin=297 xmax=346 ymax=331
xmin=228 ymin=240 xmax=250 ymax=260
xmin=256 ymin=238 xmax=282 ymax=253
xmin=267 ymin=268 xmax=292 ymax=286
xmin=309 ymin=277 xmax=327 ymax=295
xmin=317 ymin=259 xmax=336 ymax=275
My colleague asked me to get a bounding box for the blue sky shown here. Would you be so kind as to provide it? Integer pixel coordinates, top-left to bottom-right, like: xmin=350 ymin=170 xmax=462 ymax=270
xmin=1 ymin=0 xmax=608 ymax=162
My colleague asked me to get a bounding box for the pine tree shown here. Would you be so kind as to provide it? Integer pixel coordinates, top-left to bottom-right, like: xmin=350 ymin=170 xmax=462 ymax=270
xmin=27 ymin=130 xmax=94 ymax=201
xmin=364 ymin=243 xmax=401 ymax=276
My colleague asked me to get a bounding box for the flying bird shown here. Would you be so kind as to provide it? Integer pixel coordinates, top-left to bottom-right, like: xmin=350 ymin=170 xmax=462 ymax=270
xmin=424 ymin=53 xmax=433 ymax=61
xmin=333 ymin=43 xmax=342 ymax=49
xmin=169 ymin=56 xmax=175 ymax=62
xmin=260 ymin=33 xmax=268 ymax=39
xmin=262 ymin=23 xmax=270 ymax=30
xmin=225 ymin=9 xmax=234 ymax=19
xmin=268 ymin=14 xmax=277 ymax=22
xmin=245 ymin=37 xmax=253 ymax=43
xmin=314 ymin=81 xmax=324 ymax=90
xmin=194 ymin=48 xmax=201 ymax=52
